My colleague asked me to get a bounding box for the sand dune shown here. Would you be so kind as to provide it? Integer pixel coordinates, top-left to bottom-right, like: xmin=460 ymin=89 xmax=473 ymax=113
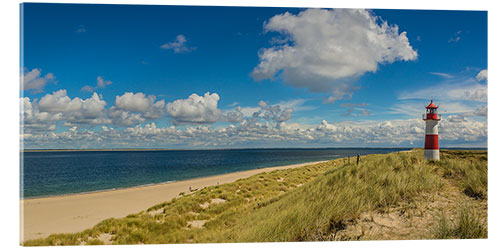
xmin=21 ymin=160 xmax=327 ymax=242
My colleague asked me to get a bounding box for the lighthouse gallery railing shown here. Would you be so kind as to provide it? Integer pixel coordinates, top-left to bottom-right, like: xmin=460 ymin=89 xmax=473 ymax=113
xmin=422 ymin=114 xmax=442 ymax=120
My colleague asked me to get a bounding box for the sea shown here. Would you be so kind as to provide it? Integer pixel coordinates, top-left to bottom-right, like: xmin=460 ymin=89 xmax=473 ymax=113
xmin=21 ymin=148 xmax=412 ymax=199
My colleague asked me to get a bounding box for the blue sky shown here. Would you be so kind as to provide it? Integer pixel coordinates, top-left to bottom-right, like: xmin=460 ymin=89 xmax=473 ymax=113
xmin=20 ymin=3 xmax=488 ymax=149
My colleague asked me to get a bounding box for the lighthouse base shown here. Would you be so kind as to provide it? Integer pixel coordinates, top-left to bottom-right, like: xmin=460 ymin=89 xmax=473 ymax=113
xmin=424 ymin=149 xmax=440 ymax=161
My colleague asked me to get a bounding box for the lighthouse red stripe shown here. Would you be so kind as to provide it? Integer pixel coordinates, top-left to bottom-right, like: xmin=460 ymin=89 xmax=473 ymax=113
xmin=424 ymin=134 xmax=439 ymax=149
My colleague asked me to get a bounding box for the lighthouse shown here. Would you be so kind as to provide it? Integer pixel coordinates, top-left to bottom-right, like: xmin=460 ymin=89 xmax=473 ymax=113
xmin=423 ymin=100 xmax=441 ymax=160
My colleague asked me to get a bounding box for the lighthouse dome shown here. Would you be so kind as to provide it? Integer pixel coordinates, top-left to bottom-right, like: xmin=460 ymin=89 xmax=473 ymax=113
xmin=426 ymin=100 xmax=438 ymax=109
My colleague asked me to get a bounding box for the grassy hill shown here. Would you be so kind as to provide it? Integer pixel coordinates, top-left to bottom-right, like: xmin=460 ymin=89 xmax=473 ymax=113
xmin=24 ymin=149 xmax=487 ymax=245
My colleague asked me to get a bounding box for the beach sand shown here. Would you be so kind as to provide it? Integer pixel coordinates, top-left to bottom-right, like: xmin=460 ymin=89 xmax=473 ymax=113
xmin=21 ymin=160 xmax=328 ymax=242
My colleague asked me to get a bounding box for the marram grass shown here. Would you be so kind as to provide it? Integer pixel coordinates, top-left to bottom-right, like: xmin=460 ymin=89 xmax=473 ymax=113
xmin=23 ymin=149 xmax=487 ymax=245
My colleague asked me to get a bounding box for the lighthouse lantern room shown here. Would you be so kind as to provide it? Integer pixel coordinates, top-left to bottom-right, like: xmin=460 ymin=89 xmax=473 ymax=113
xmin=422 ymin=100 xmax=441 ymax=161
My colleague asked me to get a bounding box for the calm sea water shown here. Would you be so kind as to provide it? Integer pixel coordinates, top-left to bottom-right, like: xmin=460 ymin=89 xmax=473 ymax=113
xmin=21 ymin=148 xmax=408 ymax=198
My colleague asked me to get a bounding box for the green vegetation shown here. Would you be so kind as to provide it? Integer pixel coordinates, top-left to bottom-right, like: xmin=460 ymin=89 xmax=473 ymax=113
xmin=437 ymin=149 xmax=488 ymax=200
xmin=433 ymin=202 xmax=487 ymax=239
xmin=23 ymin=149 xmax=487 ymax=246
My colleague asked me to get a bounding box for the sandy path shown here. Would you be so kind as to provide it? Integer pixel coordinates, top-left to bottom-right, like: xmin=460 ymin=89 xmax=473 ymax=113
xmin=21 ymin=160 xmax=328 ymax=242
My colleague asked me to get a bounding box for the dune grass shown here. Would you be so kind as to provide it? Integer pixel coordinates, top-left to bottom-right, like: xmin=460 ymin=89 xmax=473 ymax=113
xmin=433 ymin=202 xmax=487 ymax=239
xmin=437 ymin=149 xmax=488 ymax=200
xmin=23 ymin=149 xmax=487 ymax=246
xmin=214 ymin=151 xmax=443 ymax=242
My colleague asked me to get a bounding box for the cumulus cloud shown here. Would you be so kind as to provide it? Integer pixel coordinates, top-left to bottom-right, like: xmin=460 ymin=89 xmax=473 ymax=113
xmin=166 ymin=92 xmax=222 ymax=125
xmin=108 ymin=108 xmax=147 ymax=126
xmin=161 ymin=34 xmax=196 ymax=53
xmin=22 ymin=115 xmax=487 ymax=149
xmin=476 ymin=69 xmax=487 ymax=82
xmin=21 ymin=90 xmax=110 ymax=134
xmin=37 ymin=89 xmax=109 ymax=125
xmin=222 ymin=106 xmax=245 ymax=123
xmin=39 ymin=90 xmax=102 ymax=114
xmin=251 ymin=101 xmax=294 ymax=123
xmin=251 ymin=9 xmax=417 ymax=102
xmin=21 ymin=68 xmax=55 ymax=93
xmin=81 ymin=76 xmax=112 ymax=92
xmin=110 ymin=92 xmax=166 ymax=126
xmin=21 ymin=97 xmax=61 ymax=132
xmin=115 ymin=92 xmax=159 ymax=113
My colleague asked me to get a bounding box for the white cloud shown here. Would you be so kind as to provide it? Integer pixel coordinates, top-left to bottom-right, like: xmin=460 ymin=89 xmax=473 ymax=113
xmin=227 ymin=102 xmax=240 ymax=107
xmin=276 ymin=98 xmax=316 ymax=111
xmin=76 ymin=25 xmax=87 ymax=33
xmin=21 ymin=90 xmax=110 ymax=134
xmin=38 ymin=90 xmax=106 ymax=116
xmin=108 ymin=108 xmax=147 ymax=126
xmin=161 ymin=34 xmax=196 ymax=53
xmin=448 ymin=30 xmax=462 ymax=43
xmin=22 ymin=115 xmax=487 ymax=149
xmin=476 ymin=69 xmax=487 ymax=82
xmin=398 ymin=78 xmax=487 ymax=103
xmin=115 ymin=92 xmax=158 ymax=113
xmin=97 ymin=76 xmax=112 ymax=88
xmin=457 ymin=105 xmax=487 ymax=118
xmin=341 ymin=102 xmax=367 ymax=108
xmin=429 ymin=72 xmax=453 ymax=78
xmin=389 ymin=100 xmax=480 ymax=119
xmin=240 ymin=106 xmax=260 ymax=117
xmin=238 ymin=99 xmax=310 ymax=118
xmin=21 ymin=97 xmax=61 ymax=132
xmin=222 ymin=106 xmax=244 ymax=123
xmin=252 ymin=101 xmax=294 ymax=123
xmin=166 ymin=92 xmax=222 ymax=125
xmin=82 ymin=76 xmax=112 ymax=92
xmin=110 ymin=92 xmax=166 ymax=125
xmin=21 ymin=68 xmax=55 ymax=93
xmin=81 ymin=85 xmax=94 ymax=92
xmin=251 ymin=9 xmax=417 ymax=102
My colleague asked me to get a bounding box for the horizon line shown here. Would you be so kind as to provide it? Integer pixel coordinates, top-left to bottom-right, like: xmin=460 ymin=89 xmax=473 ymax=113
xmin=21 ymin=147 xmax=488 ymax=152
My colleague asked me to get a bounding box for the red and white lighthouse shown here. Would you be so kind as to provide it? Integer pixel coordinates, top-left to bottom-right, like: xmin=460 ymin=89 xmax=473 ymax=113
xmin=423 ymin=100 xmax=441 ymax=160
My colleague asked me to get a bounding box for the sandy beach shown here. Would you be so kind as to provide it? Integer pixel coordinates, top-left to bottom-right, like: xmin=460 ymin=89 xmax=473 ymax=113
xmin=21 ymin=160 xmax=328 ymax=242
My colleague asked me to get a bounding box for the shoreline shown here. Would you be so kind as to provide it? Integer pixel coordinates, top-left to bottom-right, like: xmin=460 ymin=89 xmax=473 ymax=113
xmin=21 ymin=160 xmax=329 ymax=200
xmin=21 ymin=160 xmax=329 ymax=242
